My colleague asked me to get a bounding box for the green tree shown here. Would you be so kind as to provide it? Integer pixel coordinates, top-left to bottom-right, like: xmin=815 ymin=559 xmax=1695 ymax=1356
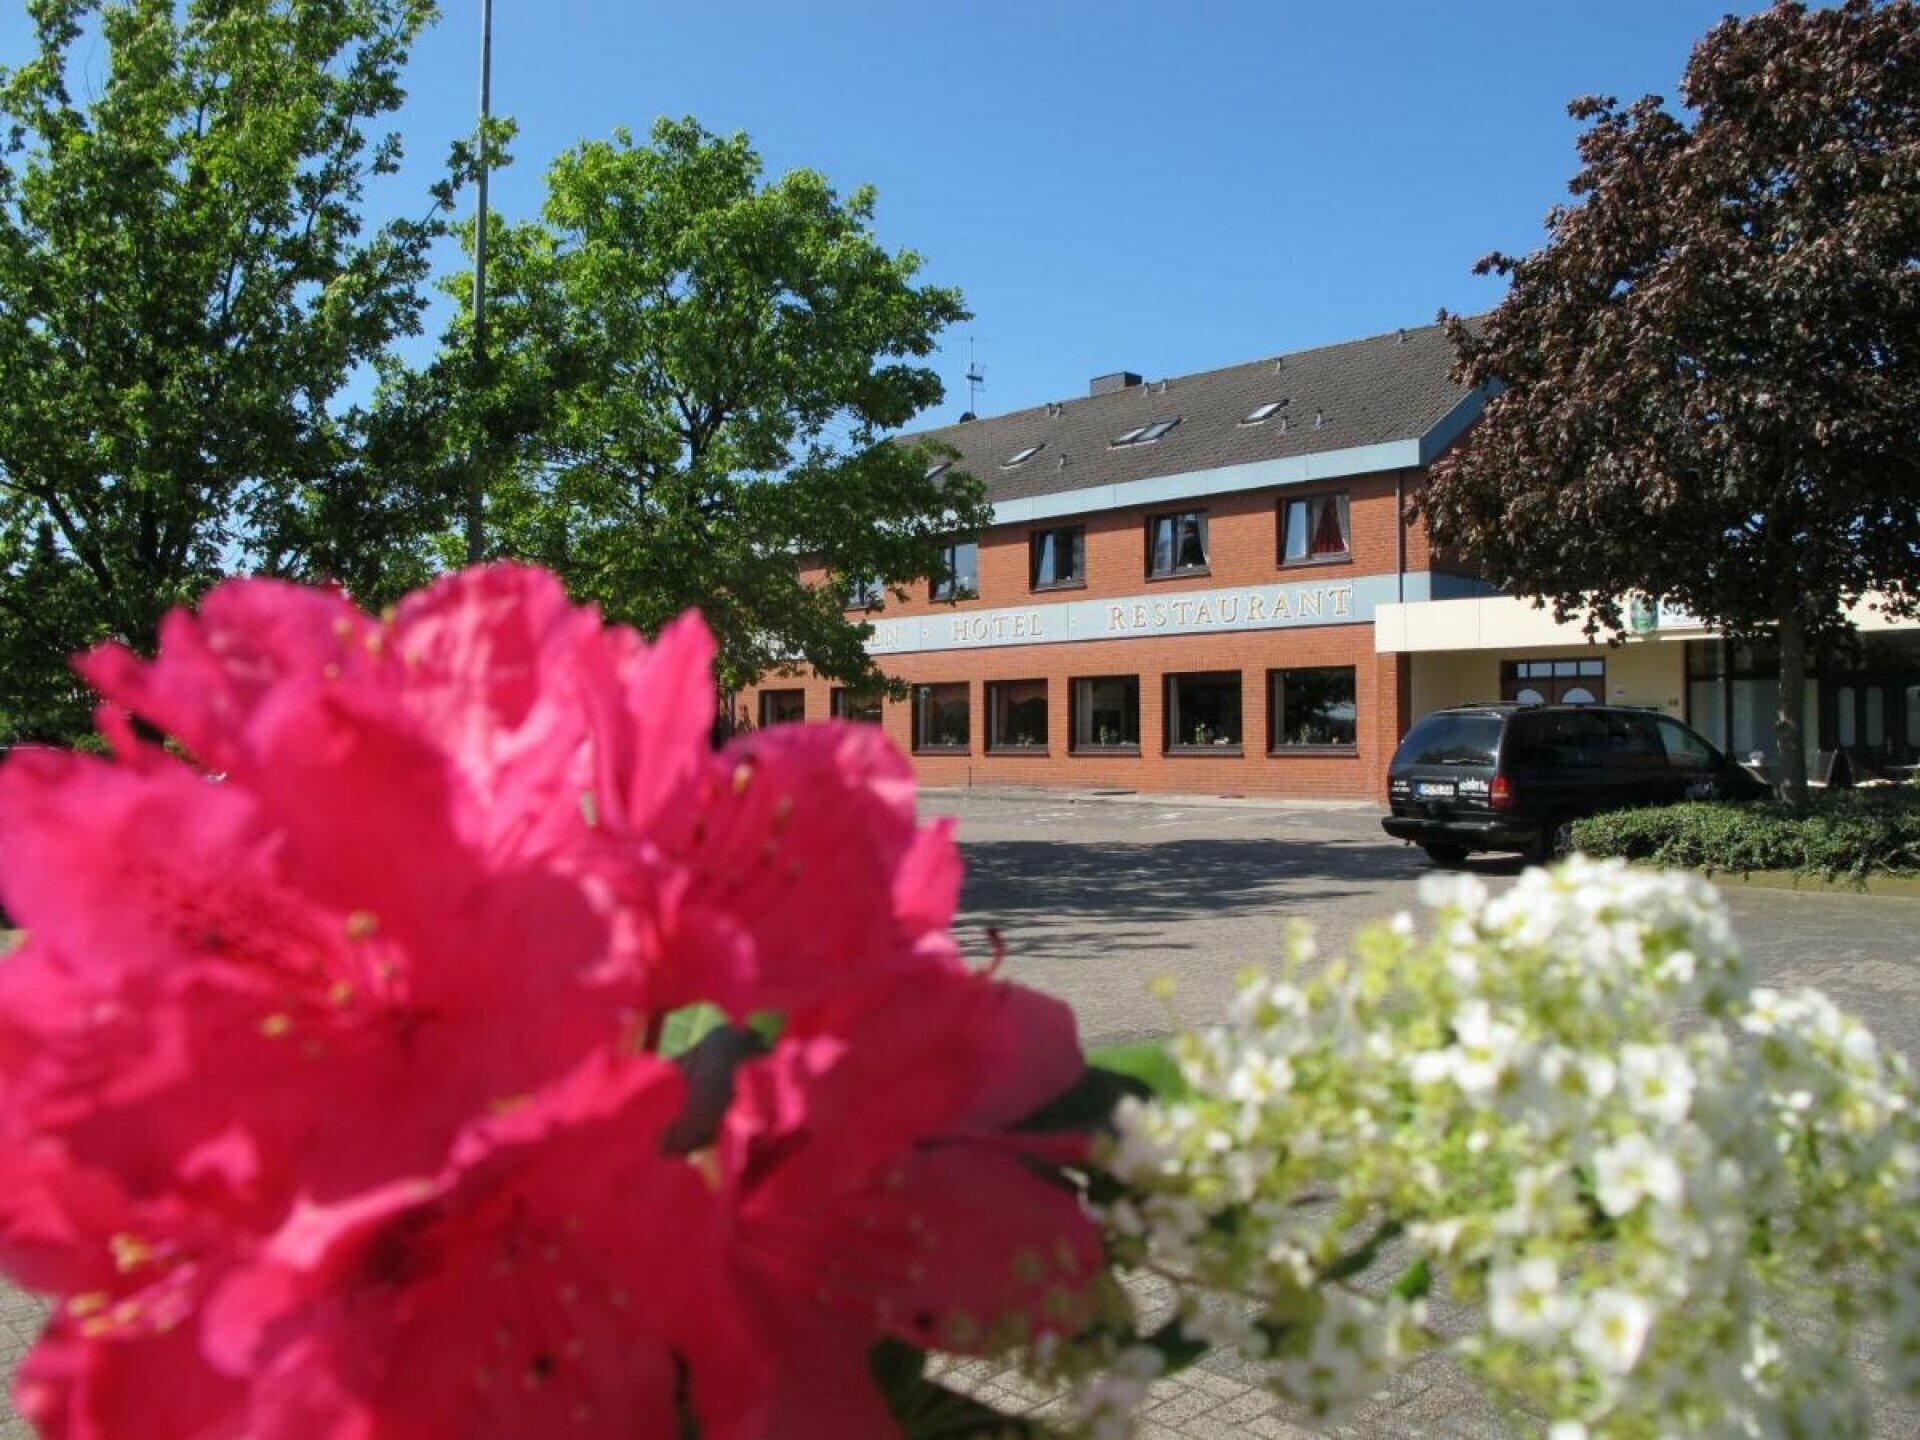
xmin=1419 ymin=0 xmax=1920 ymax=809
xmin=424 ymin=117 xmax=987 ymax=697
xmin=0 ymin=0 xmax=450 ymax=741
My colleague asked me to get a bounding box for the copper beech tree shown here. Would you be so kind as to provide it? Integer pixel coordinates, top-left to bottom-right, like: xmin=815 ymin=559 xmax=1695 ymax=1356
xmin=1419 ymin=0 xmax=1920 ymax=810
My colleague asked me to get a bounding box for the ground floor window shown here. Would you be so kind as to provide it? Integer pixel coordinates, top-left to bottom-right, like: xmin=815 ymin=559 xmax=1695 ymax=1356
xmin=1071 ymin=675 xmax=1140 ymax=751
xmin=912 ymin=683 xmax=969 ymax=753
xmin=986 ymin=680 xmax=1048 ymax=751
xmin=830 ymin=687 xmax=883 ymax=723
xmin=1686 ymin=639 xmax=1817 ymax=773
xmin=758 ymin=689 xmax=805 ymax=727
xmin=1166 ymin=672 xmax=1242 ymax=752
xmin=1501 ymin=657 xmax=1604 ymax=705
xmin=1269 ymin=666 xmax=1356 ymax=749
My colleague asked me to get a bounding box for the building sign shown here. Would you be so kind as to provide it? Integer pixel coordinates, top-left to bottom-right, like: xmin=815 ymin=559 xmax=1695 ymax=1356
xmin=864 ymin=574 xmax=1414 ymax=656
xmin=1629 ymin=596 xmax=1708 ymax=634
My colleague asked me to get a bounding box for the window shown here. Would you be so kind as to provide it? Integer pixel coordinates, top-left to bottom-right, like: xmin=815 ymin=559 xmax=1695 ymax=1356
xmin=843 ymin=575 xmax=884 ymax=610
xmin=1500 ymin=658 xmax=1604 ymax=706
xmin=1147 ymin=510 xmax=1208 ymax=577
xmin=912 ymin=683 xmax=969 ymax=752
xmin=1113 ymin=418 xmax=1180 ymax=447
xmin=1279 ymin=492 xmax=1351 ymax=564
xmin=987 ymin=680 xmax=1048 ymax=751
xmin=830 ymin=687 xmax=883 ymax=724
xmin=1001 ymin=444 xmax=1045 ymax=469
xmin=1030 ymin=526 xmax=1085 ymax=589
xmin=1240 ymin=399 xmax=1288 ymax=425
xmin=758 ymin=690 xmax=805 ymax=727
xmin=1269 ymin=667 xmax=1357 ymax=749
xmin=1654 ymin=716 xmax=1716 ymax=771
xmin=932 ymin=539 xmax=979 ymax=601
xmin=1166 ymin=672 xmax=1242 ymax=751
xmin=1072 ymin=676 xmax=1140 ymax=751
xmin=925 ymin=460 xmax=952 ymax=481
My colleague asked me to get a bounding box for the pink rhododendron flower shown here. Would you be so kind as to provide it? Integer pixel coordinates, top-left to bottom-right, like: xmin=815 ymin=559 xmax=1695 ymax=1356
xmin=715 ymin=965 xmax=1102 ymax=1440
xmin=0 ymin=565 xmax=1100 ymax=1440
xmin=199 ymin=1051 xmax=763 ymax=1440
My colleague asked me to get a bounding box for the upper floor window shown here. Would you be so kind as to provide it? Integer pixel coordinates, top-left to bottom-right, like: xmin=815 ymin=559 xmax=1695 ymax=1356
xmin=1279 ymin=492 xmax=1350 ymax=565
xmin=1030 ymin=526 xmax=1085 ymax=590
xmin=843 ymin=575 xmax=885 ymax=611
xmin=1147 ymin=510 xmax=1208 ymax=577
xmin=932 ymin=540 xmax=979 ymax=601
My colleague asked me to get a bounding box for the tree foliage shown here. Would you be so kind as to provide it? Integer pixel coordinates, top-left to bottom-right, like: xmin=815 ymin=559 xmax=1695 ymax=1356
xmin=0 ymin=0 xmax=449 ymax=741
xmin=1420 ymin=0 xmax=1920 ymax=807
xmin=422 ymin=117 xmax=987 ymax=695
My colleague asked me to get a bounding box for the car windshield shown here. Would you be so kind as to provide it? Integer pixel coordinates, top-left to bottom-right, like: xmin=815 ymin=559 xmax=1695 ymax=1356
xmin=1396 ymin=713 xmax=1503 ymax=766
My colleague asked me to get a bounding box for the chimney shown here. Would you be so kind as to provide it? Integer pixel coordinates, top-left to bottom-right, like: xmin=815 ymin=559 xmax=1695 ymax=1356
xmin=1089 ymin=371 xmax=1143 ymax=397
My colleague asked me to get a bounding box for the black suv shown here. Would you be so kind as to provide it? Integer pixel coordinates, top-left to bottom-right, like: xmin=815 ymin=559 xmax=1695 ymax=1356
xmin=1382 ymin=703 xmax=1766 ymax=865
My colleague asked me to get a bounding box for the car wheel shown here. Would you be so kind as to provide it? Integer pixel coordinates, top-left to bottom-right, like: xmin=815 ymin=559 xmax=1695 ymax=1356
xmin=1421 ymin=843 xmax=1470 ymax=868
xmin=1534 ymin=814 xmax=1578 ymax=865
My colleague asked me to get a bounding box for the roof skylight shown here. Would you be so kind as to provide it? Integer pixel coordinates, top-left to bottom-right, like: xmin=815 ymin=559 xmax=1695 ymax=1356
xmin=1240 ymin=399 xmax=1288 ymax=425
xmin=1001 ymin=444 xmax=1045 ymax=469
xmin=1111 ymin=417 xmax=1181 ymax=447
xmin=925 ymin=461 xmax=952 ymax=480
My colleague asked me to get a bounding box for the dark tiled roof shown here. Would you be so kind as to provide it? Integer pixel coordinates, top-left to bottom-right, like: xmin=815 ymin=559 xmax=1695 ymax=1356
xmin=907 ymin=322 xmax=1475 ymax=510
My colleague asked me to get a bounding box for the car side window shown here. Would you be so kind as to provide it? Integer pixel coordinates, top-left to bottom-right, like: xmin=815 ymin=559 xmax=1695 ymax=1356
xmin=1654 ymin=716 xmax=1717 ymax=771
xmin=1605 ymin=713 xmax=1668 ymax=770
xmin=1543 ymin=711 xmax=1607 ymax=768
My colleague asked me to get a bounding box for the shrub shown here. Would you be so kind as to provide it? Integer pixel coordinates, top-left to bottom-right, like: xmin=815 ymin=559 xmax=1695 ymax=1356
xmin=1570 ymin=786 xmax=1920 ymax=880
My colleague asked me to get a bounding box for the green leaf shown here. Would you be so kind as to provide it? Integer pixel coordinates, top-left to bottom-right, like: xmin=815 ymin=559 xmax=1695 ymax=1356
xmin=1392 ymin=1258 xmax=1433 ymax=1302
xmin=1087 ymin=1040 xmax=1188 ymax=1101
xmin=658 ymin=1003 xmax=727 ymax=1058
xmin=1015 ymin=1064 xmax=1150 ymax=1136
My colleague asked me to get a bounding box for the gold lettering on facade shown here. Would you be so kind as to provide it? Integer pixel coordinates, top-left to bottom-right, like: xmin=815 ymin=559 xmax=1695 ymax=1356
xmin=1298 ymin=589 xmax=1323 ymax=619
xmin=1247 ymin=594 xmax=1268 ymax=622
xmin=1271 ymin=592 xmax=1293 ymax=621
xmin=1151 ymin=601 xmax=1168 ymax=627
xmin=1218 ymin=597 xmax=1239 ymax=624
xmin=1107 ymin=605 xmax=1126 ymax=632
xmin=1331 ymin=586 xmax=1353 ymax=616
xmin=1193 ymin=600 xmax=1214 ymax=626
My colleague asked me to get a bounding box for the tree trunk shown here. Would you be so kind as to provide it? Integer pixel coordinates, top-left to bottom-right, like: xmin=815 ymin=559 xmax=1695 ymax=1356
xmin=1776 ymin=610 xmax=1811 ymax=815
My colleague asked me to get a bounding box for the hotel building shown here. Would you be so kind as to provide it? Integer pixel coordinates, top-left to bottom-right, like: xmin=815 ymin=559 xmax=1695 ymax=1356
xmin=740 ymin=322 xmax=1920 ymax=798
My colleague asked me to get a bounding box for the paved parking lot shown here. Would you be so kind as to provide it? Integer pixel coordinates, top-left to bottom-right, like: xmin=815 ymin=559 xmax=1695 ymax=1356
xmin=931 ymin=787 xmax=1920 ymax=1060
xmin=3 ymin=789 xmax=1918 ymax=1437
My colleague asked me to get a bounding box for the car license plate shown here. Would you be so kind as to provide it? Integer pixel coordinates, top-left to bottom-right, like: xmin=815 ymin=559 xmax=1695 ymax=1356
xmin=1414 ymin=781 xmax=1456 ymax=799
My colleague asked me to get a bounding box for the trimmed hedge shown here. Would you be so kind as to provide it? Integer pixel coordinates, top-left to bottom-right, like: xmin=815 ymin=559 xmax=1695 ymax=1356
xmin=1568 ymin=786 xmax=1920 ymax=882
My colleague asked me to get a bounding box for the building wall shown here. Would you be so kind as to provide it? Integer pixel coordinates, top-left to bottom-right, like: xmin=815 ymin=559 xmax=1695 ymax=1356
xmin=753 ymin=469 xmax=1437 ymax=799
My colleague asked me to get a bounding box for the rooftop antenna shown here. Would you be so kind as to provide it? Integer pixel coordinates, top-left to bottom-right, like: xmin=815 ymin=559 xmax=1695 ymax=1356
xmin=965 ymin=337 xmax=985 ymax=416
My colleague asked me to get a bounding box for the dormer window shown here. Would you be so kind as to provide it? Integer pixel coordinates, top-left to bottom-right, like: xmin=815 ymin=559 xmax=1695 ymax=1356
xmin=1001 ymin=444 xmax=1045 ymax=469
xmin=1240 ymin=400 xmax=1288 ymax=425
xmin=1112 ymin=418 xmax=1180 ymax=447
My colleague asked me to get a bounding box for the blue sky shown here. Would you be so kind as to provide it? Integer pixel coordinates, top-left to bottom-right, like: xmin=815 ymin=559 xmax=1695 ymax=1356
xmin=5 ymin=2 xmax=1774 ymax=422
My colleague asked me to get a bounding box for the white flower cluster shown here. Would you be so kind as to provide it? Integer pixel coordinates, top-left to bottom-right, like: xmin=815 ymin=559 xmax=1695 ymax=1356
xmin=1085 ymin=859 xmax=1920 ymax=1438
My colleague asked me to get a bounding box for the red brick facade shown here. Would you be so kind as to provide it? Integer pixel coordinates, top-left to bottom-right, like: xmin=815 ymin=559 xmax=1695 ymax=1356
xmin=739 ymin=470 xmax=1432 ymax=800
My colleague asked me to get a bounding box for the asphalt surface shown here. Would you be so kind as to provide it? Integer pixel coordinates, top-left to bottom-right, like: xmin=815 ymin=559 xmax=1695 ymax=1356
xmin=2 ymin=790 xmax=1916 ymax=1438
